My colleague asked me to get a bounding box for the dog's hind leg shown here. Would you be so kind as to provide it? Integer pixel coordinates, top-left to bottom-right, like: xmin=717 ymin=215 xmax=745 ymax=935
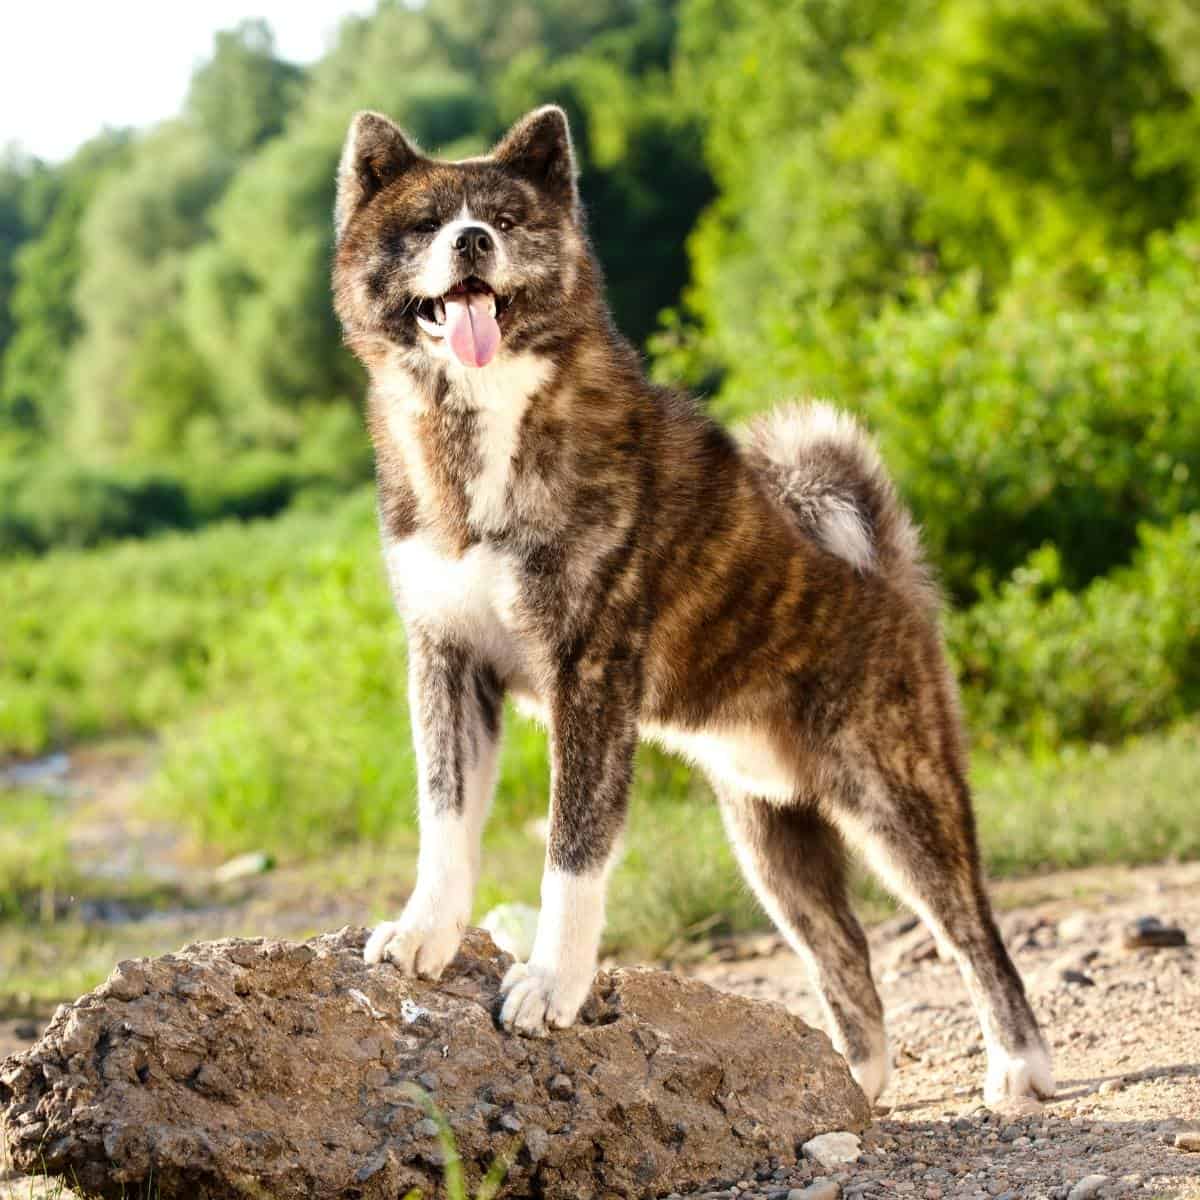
xmin=829 ymin=746 xmax=1054 ymax=1106
xmin=719 ymin=790 xmax=890 ymax=1103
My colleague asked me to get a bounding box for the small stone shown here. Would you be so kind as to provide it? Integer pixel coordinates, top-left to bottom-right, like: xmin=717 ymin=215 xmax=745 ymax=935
xmin=1097 ymin=1079 xmax=1124 ymax=1096
xmin=1057 ymin=912 xmax=1092 ymax=942
xmin=1067 ymin=1175 xmax=1108 ymax=1200
xmin=479 ymin=903 xmax=539 ymax=959
xmin=547 ymin=1072 xmax=574 ymax=1100
xmin=1121 ymin=916 xmax=1187 ymax=950
xmin=499 ymin=1110 xmax=523 ymax=1133
xmin=412 ymin=1118 xmax=438 ymax=1138
xmin=524 ymin=1124 xmax=550 ymax=1163
xmin=1175 ymin=1131 xmax=1200 ymax=1151
xmin=1060 ymin=969 xmax=1095 ymax=987
xmin=801 ymin=1131 xmax=861 ymax=1168
xmin=214 ymin=851 xmax=274 ymax=883
xmin=789 ymin=1182 xmax=840 ymax=1200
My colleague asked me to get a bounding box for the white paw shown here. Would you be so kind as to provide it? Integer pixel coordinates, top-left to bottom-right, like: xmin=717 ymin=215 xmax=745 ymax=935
xmin=984 ymin=1042 xmax=1056 ymax=1106
xmin=364 ymin=917 xmax=463 ymax=980
xmin=848 ymin=1043 xmax=891 ymax=1105
xmin=498 ymin=962 xmax=589 ymax=1036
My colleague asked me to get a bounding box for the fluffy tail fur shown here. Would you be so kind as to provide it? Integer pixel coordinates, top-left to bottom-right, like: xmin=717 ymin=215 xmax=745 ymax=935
xmin=741 ymin=401 xmax=932 ymax=593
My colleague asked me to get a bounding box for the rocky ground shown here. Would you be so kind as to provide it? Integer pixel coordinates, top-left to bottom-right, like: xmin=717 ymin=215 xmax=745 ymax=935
xmin=2 ymin=854 xmax=1197 ymax=1198
xmin=683 ymin=861 xmax=1200 ymax=1200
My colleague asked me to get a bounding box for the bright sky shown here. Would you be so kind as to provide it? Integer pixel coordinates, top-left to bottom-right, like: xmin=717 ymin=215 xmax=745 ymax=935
xmin=0 ymin=1 xmax=378 ymax=162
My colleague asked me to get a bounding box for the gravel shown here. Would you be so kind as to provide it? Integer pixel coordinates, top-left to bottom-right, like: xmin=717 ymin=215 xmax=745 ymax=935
xmin=688 ymin=861 xmax=1200 ymax=1200
xmin=4 ymin=861 xmax=1199 ymax=1200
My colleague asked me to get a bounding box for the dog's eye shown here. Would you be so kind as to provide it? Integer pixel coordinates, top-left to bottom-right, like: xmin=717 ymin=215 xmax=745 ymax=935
xmin=496 ymin=214 xmax=516 ymax=232
xmin=412 ymin=218 xmax=439 ymax=234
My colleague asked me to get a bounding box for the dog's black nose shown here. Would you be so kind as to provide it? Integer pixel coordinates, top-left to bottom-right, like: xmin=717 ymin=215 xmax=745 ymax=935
xmin=453 ymin=226 xmax=493 ymax=261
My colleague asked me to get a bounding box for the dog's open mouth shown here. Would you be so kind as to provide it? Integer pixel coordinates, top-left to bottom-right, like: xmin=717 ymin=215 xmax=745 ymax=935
xmin=414 ymin=278 xmax=512 ymax=368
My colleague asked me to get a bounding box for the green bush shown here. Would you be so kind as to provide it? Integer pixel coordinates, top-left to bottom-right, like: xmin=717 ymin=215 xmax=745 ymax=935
xmin=851 ymin=228 xmax=1200 ymax=598
xmin=0 ymin=407 xmax=373 ymax=558
xmin=951 ymin=514 xmax=1200 ymax=750
xmin=0 ymin=458 xmax=191 ymax=556
xmin=0 ymin=492 xmax=376 ymax=754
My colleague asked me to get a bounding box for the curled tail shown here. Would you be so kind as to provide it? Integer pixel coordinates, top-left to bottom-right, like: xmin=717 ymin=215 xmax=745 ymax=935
xmin=741 ymin=401 xmax=934 ymax=597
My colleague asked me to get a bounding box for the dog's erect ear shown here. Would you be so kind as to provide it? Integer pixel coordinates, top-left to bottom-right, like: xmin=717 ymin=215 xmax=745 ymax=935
xmin=335 ymin=111 xmax=422 ymax=239
xmin=492 ymin=106 xmax=578 ymax=205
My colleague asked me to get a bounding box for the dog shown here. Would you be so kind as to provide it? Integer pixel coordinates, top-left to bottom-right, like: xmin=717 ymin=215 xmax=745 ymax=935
xmin=331 ymin=104 xmax=1054 ymax=1105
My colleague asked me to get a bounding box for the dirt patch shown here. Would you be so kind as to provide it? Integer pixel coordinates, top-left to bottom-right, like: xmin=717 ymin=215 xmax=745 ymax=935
xmin=688 ymin=861 xmax=1200 ymax=1198
xmin=3 ymin=859 xmax=1198 ymax=1198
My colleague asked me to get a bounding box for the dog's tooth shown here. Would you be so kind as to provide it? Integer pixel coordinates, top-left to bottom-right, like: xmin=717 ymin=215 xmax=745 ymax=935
xmin=435 ymin=299 xmax=446 ymax=324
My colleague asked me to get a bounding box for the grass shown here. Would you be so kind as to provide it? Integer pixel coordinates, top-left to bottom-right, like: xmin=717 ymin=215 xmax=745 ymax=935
xmin=402 ymin=1086 xmax=517 ymax=1200
xmin=3 ymin=716 xmax=1197 ymax=1018
xmin=2 ymin=490 xmax=1199 ymax=1017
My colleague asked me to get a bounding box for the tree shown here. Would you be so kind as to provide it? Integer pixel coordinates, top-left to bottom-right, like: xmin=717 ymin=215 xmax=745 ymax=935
xmin=67 ymin=124 xmax=233 ymax=455
xmin=668 ymin=0 xmax=1200 ymax=406
xmin=1 ymin=132 xmax=131 ymax=438
xmin=0 ymin=148 xmax=44 ymax=373
xmin=185 ymin=20 xmax=303 ymax=158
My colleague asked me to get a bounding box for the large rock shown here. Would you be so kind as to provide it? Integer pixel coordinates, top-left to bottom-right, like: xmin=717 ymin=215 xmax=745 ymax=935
xmin=1 ymin=928 xmax=868 ymax=1199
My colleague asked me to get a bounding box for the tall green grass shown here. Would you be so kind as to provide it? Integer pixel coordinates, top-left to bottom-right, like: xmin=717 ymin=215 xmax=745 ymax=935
xmin=3 ymin=487 xmax=1198 ymax=941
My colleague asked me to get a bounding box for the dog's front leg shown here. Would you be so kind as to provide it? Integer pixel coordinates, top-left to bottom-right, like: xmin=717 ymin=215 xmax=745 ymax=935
xmin=365 ymin=631 xmax=503 ymax=978
xmin=499 ymin=658 xmax=637 ymax=1035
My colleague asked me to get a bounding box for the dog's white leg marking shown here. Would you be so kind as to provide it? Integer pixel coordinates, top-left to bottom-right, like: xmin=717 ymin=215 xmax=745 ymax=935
xmin=833 ymin=805 xmax=1055 ymax=1105
xmin=499 ymin=865 xmax=608 ymax=1036
xmin=365 ymin=632 xmax=501 ymax=979
xmin=365 ymin=805 xmax=476 ymax=978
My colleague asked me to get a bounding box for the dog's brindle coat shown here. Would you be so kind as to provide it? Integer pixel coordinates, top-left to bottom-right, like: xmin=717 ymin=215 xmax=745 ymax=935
xmin=332 ymin=106 xmax=1054 ymax=1104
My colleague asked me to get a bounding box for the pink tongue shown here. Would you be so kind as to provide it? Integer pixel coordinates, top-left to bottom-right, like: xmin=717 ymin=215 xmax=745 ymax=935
xmin=444 ymin=293 xmax=501 ymax=368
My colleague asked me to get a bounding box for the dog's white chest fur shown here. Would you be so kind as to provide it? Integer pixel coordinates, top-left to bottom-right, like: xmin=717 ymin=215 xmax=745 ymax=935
xmin=386 ymin=535 xmax=526 ymax=668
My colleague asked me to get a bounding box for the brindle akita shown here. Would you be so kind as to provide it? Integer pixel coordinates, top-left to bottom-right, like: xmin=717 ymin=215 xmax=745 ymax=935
xmin=331 ymin=105 xmax=1055 ymax=1105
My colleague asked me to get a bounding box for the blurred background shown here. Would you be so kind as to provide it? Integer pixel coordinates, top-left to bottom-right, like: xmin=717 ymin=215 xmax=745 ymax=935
xmin=1 ymin=0 xmax=1198 ymax=1017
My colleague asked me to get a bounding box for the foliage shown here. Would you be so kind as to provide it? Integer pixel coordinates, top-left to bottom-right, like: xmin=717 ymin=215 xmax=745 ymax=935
xmin=0 ymin=411 xmax=371 ymax=558
xmin=0 ymin=133 xmax=131 ymax=442
xmin=184 ymin=19 xmax=304 ymax=158
xmin=669 ymin=0 xmax=1200 ymax=399
xmin=0 ymin=790 xmax=73 ymax=922
xmin=401 ymin=1085 xmax=517 ymax=1200
xmin=849 ymin=226 xmax=1200 ymax=597
xmin=2 ymin=0 xmax=1200 ymax=924
xmin=950 ymin=514 xmax=1200 ymax=750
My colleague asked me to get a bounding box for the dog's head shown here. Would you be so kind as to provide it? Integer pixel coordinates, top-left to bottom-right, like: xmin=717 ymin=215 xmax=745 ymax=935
xmin=333 ymin=106 xmax=587 ymax=371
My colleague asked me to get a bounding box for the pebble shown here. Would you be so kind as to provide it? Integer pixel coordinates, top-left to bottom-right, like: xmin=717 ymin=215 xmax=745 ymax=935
xmin=801 ymin=1131 xmax=862 ymax=1169
xmin=1059 ymin=968 xmax=1095 ymax=987
xmin=547 ymin=1072 xmax=574 ymax=1100
xmin=788 ymin=1181 xmax=840 ymax=1200
xmin=1122 ymin=916 xmax=1187 ymax=949
xmin=213 ymin=850 xmax=273 ymax=882
xmin=1175 ymin=1131 xmax=1200 ymax=1151
xmin=1097 ymin=1078 xmax=1124 ymax=1096
xmin=1066 ymin=1175 xmax=1108 ymax=1199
